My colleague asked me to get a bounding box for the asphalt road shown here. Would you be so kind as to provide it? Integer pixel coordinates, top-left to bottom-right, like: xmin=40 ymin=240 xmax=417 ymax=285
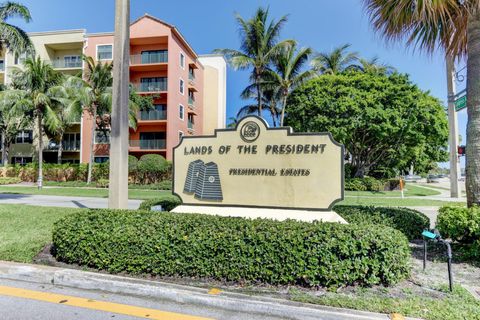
xmin=0 ymin=193 xmax=142 ymax=209
xmin=0 ymin=278 xmax=284 ymax=320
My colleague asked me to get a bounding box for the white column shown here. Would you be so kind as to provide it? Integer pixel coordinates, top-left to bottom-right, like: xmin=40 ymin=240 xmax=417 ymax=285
xmin=108 ymin=0 xmax=130 ymax=209
xmin=446 ymin=55 xmax=461 ymax=198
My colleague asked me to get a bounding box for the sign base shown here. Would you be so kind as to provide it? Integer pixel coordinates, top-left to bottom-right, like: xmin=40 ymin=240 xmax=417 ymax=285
xmin=171 ymin=205 xmax=347 ymax=223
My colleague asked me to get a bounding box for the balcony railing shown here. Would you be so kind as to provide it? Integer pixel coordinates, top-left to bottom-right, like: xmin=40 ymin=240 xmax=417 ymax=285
xmin=188 ymin=72 xmax=195 ymax=81
xmin=131 ymin=51 xmax=168 ymax=64
xmin=46 ymin=140 xmax=80 ymax=151
xmin=129 ymin=139 xmax=166 ymax=150
xmin=188 ymin=96 xmax=195 ymax=107
xmin=139 ymin=110 xmax=167 ymax=121
xmin=136 ymin=81 xmax=167 ymax=92
xmin=0 ymin=62 xmax=4 ymax=71
xmin=50 ymin=60 xmax=82 ymax=69
xmin=188 ymin=120 xmax=194 ymax=130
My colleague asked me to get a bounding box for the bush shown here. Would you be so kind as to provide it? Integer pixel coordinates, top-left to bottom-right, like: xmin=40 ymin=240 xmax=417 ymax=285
xmin=334 ymin=205 xmax=429 ymax=241
xmin=52 ymin=210 xmax=411 ymax=287
xmin=137 ymin=154 xmax=169 ymax=184
xmin=0 ymin=177 xmax=21 ymax=184
xmin=95 ymin=179 xmax=109 ymax=188
xmin=345 ymin=178 xmax=367 ymax=191
xmin=130 ymin=180 xmax=172 ymax=191
xmin=437 ymin=206 xmax=480 ymax=244
xmin=138 ymin=194 xmax=181 ymax=211
xmin=362 ymin=176 xmax=384 ymax=192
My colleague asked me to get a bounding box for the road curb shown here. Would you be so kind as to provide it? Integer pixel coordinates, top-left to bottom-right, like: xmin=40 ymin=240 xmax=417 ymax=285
xmin=0 ymin=260 xmax=422 ymax=320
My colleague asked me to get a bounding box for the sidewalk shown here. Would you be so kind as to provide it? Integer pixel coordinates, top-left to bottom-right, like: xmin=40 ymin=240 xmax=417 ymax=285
xmin=0 ymin=260 xmax=421 ymax=320
xmin=0 ymin=193 xmax=142 ymax=209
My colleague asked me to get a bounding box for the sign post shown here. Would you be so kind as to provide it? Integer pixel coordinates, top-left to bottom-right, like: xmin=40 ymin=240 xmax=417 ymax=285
xmin=172 ymin=116 xmax=346 ymax=223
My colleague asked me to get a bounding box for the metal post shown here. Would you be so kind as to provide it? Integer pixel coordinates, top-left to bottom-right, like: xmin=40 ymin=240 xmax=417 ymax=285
xmin=108 ymin=0 xmax=130 ymax=209
xmin=446 ymin=56 xmax=461 ymax=198
xmin=423 ymin=240 xmax=427 ymax=270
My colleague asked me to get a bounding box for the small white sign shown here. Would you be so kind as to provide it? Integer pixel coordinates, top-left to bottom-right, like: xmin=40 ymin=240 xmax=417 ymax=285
xmin=151 ymin=205 xmax=163 ymax=211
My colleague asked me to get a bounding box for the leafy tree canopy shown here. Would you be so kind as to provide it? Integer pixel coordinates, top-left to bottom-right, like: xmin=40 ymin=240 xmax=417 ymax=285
xmin=285 ymin=71 xmax=448 ymax=178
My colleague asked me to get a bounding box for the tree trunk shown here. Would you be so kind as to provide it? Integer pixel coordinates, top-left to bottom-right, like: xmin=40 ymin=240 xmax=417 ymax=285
xmin=280 ymin=93 xmax=288 ymax=126
xmin=37 ymin=113 xmax=43 ymax=189
xmin=1 ymin=131 xmax=6 ymax=166
xmin=256 ymin=72 xmax=263 ymax=117
xmin=57 ymin=133 xmax=64 ymax=164
xmin=87 ymin=106 xmax=97 ymax=184
xmin=466 ymin=12 xmax=480 ymax=207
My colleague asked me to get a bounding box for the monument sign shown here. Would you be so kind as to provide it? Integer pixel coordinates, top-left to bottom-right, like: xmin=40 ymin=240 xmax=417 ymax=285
xmin=173 ymin=116 xmax=344 ymax=212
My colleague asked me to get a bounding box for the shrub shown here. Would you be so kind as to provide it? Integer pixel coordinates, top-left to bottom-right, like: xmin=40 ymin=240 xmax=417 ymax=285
xmin=52 ymin=210 xmax=411 ymax=287
xmin=345 ymin=178 xmax=367 ymax=191
xmin=137 ymin=154 xmax=169 ymax=184
xmin=362 ymin=176 xmax=384 ymax=192
xmin=130 ymin=180 xmax=172 ymax=191
xmin=128 ymin=155 xmax=139 ymax=174
xmin=138 ymin=194 xmax=181 ymax=211
xmin=334 ymin=205 xmax=429 ymax=241
xmin=95 ymin=179 xmax=109 ymax=188
xmin=0 ymin=177 xmax=21 ymax=184
xmin=437 ymin=206 xmax=480 ymax=244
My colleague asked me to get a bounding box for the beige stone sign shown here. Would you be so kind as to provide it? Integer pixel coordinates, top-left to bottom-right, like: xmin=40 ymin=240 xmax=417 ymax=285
xmin=173 ymin=116 xmax=344 ymax=211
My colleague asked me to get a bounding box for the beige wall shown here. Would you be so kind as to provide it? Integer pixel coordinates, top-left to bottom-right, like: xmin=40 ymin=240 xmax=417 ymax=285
xmin=198 ymin=55 xmax=227 ymax=134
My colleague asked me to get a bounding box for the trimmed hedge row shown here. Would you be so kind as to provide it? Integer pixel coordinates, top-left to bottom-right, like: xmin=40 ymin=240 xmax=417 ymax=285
xmin=0 ymin=177 xmax=21 ymax=185
xmin=138 ymin=194 xmax=181 ymax=212
xmin=52 ymin=210 xmax=411 ymax=287
xmin=334 ymin=205 xmax=429 ymax=241
xmin=437 ymin=206 xmax=480 ymax=260
xmin=345 ymin=177 xmax=401 ymax=192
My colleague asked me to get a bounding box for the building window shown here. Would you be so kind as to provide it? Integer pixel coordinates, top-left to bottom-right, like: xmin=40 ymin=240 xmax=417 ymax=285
xmin=179 ymin=104 xmax=184 ymax=120
xmin=188 ymin=114 xmax=194 ymax=130
xmin=180 ymin=52 xmax=185 ymax=69
xmin=97 ymin=45 xmax=113 ymax=60
xmin=12 ymin=157 xmax=32 ymax=165
xmin=63 ymin=133 xmax=81 ymax=151
xmin=63 ymin=55 xmax=82 ymax=68
xmin=14 ymin=52 xmax=26 ymax=65
xmin=179 ymin=131 xmax=184 ymax=141
xmin=0 ymin=59 xmax=4 ymax=71
xmin=139 ymin=77 xmax=167 ymax=92
xmin=141 ymin=50 xmax=168 ymax=64
xmin=61 ymin=159 xmax=80 ymax=164
xmin=95 ymin=130 xmax=110 ymax=144
xmin=179 ymin=79 xmax=184 ymax=95
xmin=94 ymin=156 xmax=109 ymax=163
xmin=139 ymin=132 xmax=166 ymax=150
xmin=15 ymin=130 xmax=33 ymax=144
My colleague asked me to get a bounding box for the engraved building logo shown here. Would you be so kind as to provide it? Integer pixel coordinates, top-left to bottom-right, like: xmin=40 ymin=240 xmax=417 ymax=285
xmin=183 ymin=159 xmax=223 ymax=201
xmin=240 ymin=121 xmax=260 ymax=143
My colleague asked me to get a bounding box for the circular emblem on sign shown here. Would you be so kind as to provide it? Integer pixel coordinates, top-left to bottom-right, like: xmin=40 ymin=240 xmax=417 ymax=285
xmin=240 ymin=121 xmax=260 ymax=143
xmin=208 ymin=176 xmax=215 ymax=183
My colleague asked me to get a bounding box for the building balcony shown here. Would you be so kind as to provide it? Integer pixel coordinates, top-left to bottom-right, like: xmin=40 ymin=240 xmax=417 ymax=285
xmin=187 ymin=120 xmax=194 ymax=132
xmin=0 ymin=61 xmax=4 ymax=72
xmin=139 ymin=110 xmax=167 ymax=121
xmin=129 ymin=139 xmax=166 ymax=150
xmin=50 ymin=60 xmax=82 ymax=69
xmin=188 ymin=96 xmax=195 ymax=108
xmin=45 ymin=140 xmax=81 ymax=152
xmin=134 ymin=81 xmax=167 ymax=93
xmin=130 ymin=52 xmax=168 ymax=65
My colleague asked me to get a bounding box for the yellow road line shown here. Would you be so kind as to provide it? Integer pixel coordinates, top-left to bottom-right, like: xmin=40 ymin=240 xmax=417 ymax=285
xmin=0 ymin=285 xmax=214 ymax=320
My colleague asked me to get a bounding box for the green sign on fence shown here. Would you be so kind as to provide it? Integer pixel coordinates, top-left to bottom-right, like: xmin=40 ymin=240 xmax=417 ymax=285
xmin=455 ymin=95 xmax=467 ymax=112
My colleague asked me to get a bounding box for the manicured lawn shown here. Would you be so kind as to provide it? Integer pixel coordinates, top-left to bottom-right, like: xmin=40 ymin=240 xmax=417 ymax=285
xmin=0 ymin=204 xmax=82 ymax=262
xmin=339 ymin=197 xmax=465 ymax=207
xmin=290 ymin=285 xmax=480 ymax=320
xmin=0 ymin=186 xmax=171 ymax=200
xmin=345 ymin=184 xmax=441 ymax=197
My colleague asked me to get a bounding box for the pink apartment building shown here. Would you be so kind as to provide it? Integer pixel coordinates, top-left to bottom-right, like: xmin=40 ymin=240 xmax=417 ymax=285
xmin=82 ymin=15 xmax=213 ymax=163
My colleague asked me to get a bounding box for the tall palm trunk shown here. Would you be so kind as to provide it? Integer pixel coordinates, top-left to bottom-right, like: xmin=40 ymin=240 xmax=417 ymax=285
xmin=1 ymin=131 xmax=6 ymax=166
xmin=57 ymin=132 xmax=64 ymax=164
xmin=37 ymin=113 xmax=43 ymax=189
xmin=280 ymin=92 xmax=288 ymax=126
xmin=256 ymin=71 xmax=263 ymax=116
xmin=466 ymin=12 xmax=480 ymax=207
xmin=87 ymin=106 xmax=97 ymax=184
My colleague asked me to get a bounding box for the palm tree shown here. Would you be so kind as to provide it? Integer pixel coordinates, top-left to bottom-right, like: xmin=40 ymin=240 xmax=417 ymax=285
xmin=81 ymin=55 xmax=113 ymax=184
xmin=238 ymin=86 xmax=281 ymax=126
xmin=0 ymin=1 xmax=33 ymax=56
xmin=227 ymin=117 xmax=239 ymax=128
xmin=311 ymin=44 xmax=358 ymax=74
xmin=0 ymin=89 xmax=31 ymax=165
xmin=10 ymin=57 xmax=63 ymax=188
xmin=361 ymin=0 xmax=479 ymax=206
xmin=215 ymin=7 xmax=293 ymax=117
xmin=351 ymin=56 xmax=396 ymax=75
xmin=266 ymin=44 xmax=315 ymax=126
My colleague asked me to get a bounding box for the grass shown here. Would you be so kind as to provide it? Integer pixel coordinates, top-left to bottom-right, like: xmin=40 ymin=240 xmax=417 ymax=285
xmin=345 ymin=184 xmax=441 ymax=197
xmin=338 ymin=197 xmax=465 ymax=207
xmin=0 ymin=185 xmax=170 ymax=200
xmin=289 ymin=285 xmax=480 ymax=320
xmin=0 ymin=204 xmax=82 ymax=262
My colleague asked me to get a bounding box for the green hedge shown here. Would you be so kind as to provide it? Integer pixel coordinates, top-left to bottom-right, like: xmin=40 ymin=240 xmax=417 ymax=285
xmin=0 ymin=177 xmax=21 ymax=185
xmin=437 ymin=206 xmax=480 ymax=260
xmin=52 ymin=210 xmax=410 ymax=287
xmin=334 ymin=205 xmax=429 ymax=241
xmin=345 ymin=177 xmax=401 ymax=192
xmin=138 ymin=194 xmax=181 ymax=211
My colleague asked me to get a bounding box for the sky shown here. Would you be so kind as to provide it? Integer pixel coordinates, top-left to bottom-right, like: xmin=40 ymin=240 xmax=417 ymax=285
xmin=8 ymin=0 xmax=467 ymax=167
